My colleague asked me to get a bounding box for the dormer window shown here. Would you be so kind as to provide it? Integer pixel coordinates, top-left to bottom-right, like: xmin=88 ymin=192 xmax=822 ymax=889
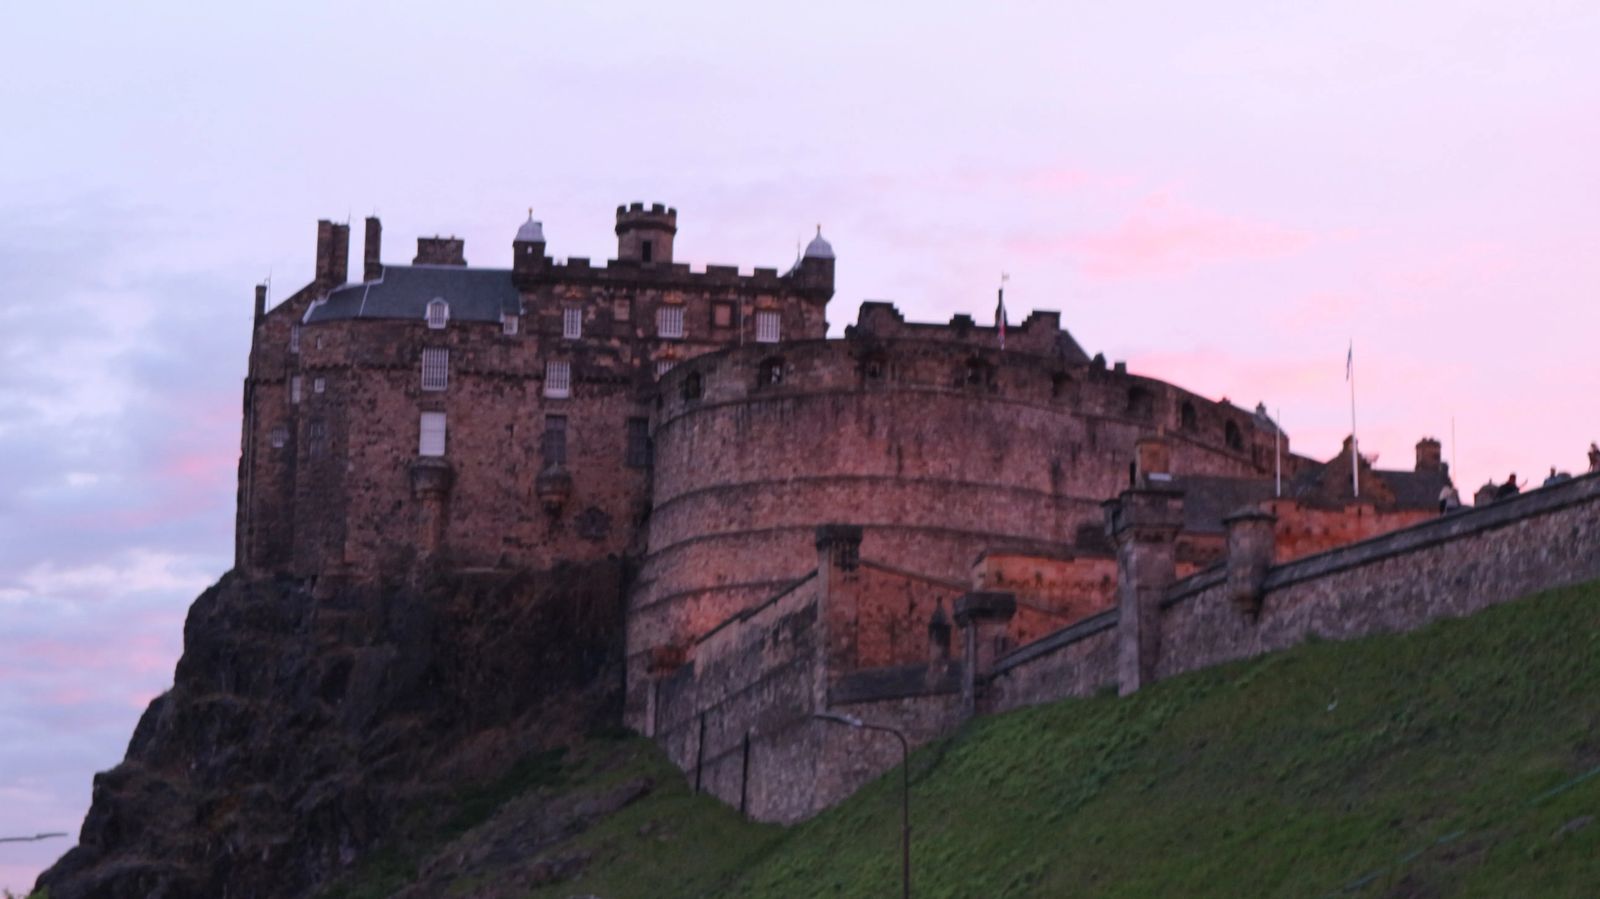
xmin=426 ymin=298 xmax=449 ymax=329
xmin=563 ymin=307 xmax=583 ymax=340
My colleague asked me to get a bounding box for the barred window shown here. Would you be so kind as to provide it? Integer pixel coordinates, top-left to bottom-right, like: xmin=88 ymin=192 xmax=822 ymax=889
xmin=542 ymin=415 xmax=567 ymax=466
xmin=419 ymin=412 xmax=446 ymax=457
xmin=563 ymin=307 xmax=583 ymax=339
xmin=289 ymin=324 xmax=301 ymax=354
xmin=269 ymin=426 xmax=288 ymax=448
xmin=291 ymin=376 xmax=303 ymax=404
xmin=755 ymin=310 xmax=781 ymax=343
xmin=426 ymin=298 xmax=449 ymax=329
xmin=502 ymin=313 xmax=519 ymax=336
xmin=655 ymin=359 xmax=676 ymax=379
xmin=545 ymin=360 xmax=571 ymax=398
xmin=656 ymin=305 xmax=684 ymax=339
xmin=313 ymin=377 xmax=326 ymax=394
xmin=421 ymin=347 xmax=449 ymax=391
xmin=626 ymin=418 xmax=651 ymax=468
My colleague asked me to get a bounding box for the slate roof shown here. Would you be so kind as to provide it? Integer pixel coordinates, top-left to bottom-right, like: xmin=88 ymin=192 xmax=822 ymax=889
xmin=306 ymin=266 xmax=521 ymax=325
xmin=1175 ymin=466 xmax=1450 ymax=534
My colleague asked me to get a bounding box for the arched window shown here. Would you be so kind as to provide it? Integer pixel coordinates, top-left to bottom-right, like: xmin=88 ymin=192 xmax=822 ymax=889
xmin=1225 ymin=420 xmax=1244 ymax=451
xmin=758 ymin=357 xmax=785 ymax=387
xmin=1181 ymin=401 xmax=1197 ymax=431
xmin=1127 ymin=387 xmax=1154 ymax=419
xmin=425 ymin=298 xmax=449 ymax=329
xmin=682 ymin=371 xmax=703 ymax=402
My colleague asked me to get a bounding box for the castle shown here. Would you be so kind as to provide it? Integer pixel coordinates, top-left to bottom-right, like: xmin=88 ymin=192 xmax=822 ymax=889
xmin=237 ymin=202 xmax=1540 ymax=822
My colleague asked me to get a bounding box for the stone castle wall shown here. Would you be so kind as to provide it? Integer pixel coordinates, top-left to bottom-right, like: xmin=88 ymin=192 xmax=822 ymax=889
xmin=987 ymin=471 xmax=1600 ymax=714
xmin=627 ymin=336 xmax=1284 ymax=725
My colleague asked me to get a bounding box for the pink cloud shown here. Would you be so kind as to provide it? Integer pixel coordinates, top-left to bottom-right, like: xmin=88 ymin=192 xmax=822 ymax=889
xmin=1010 ymin=193 xmax=1312 ymax=278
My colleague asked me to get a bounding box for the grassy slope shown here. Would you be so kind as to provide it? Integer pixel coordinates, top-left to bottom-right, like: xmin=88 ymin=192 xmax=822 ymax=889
xmin=351 ymin=579 xmax=1600 ymax=898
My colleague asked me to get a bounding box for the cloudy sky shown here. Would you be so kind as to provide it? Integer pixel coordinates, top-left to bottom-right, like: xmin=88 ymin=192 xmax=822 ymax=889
xmin=3 ymin=0 xmax=1598 ymax=888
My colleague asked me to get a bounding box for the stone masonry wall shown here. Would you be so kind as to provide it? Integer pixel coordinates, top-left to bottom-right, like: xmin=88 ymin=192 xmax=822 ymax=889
xmin=1158 ymin=472 xmax=1600 ymax=679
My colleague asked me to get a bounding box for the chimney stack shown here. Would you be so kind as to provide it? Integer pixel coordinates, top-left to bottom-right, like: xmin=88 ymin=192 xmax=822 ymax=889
xmin=1415 ymin=437 xmax=1443 ymax=472
xmin=254 ymin=283 xmax=267 ymax=324
xmin=364 ymin=217 xmax=383 ymax=281
xmin=314 ymin=220 xmax=350 ymax=286
xmin=414 ymin=236 xmax=466 ymax=266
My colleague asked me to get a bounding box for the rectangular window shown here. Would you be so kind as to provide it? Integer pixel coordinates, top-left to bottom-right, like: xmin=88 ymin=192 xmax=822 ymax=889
xmin=541 ymin=415 xmax=567 ymax=466
xmin=641 ymin=239 xmax=654 ymax=263
xmin=502 ymin=313 xmax=519 ymax=336
xmin=712 ymin=302 xmax=734 ymax=329
xmin=626 ymin=418 xmax=651 ymax=468
xmin=656 ymin=305 xmax=684 ymax=339
xmin=655 ymin=359 xmax=675 ymax=379
xmin=419 ymin=412 xmax=446 ymax=457
xmin=613 ymin=298 xmax=631 ymax=322
xmin=421 ymin=347 xmax=449 ymax=391
xmin=755 ymin=310 xmax=781 ymax=343
xmin=269 ymin=425 xmax=288 ymax=448
xmin=290 ymin=376 xmax=302 ymax=404
xmin=563 ymin=306 xmax=583 ymax=339
xmin=544 ymin=360 xmax=571 ymax=398
xmin=313 ymin=377 xmax=326 ymax=394
xmin=289 ymin=324 xmax=301 ymax=354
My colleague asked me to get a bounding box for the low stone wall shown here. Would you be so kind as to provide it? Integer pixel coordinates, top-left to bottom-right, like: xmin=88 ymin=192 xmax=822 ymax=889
xmin=981 ymin=471 xmax=1600 ymax=714
xmin=1158 ymin=471 xmax=1600 ymax=679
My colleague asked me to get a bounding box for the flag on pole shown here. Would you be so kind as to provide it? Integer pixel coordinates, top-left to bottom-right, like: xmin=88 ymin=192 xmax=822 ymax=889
xmin=997 ymin=273 xmax=1009 ymax=350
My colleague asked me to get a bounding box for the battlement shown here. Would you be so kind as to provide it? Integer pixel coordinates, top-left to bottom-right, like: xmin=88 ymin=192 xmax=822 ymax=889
xmin=615 ymin=201 xmax=679 ymax=264
xmin=848 ymin=302 xmax=1085 ymax=360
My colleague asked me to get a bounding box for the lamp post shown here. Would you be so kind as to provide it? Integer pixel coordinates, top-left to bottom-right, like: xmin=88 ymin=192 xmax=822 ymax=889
xmin=816 ymin=712 xmax=911 ymax=899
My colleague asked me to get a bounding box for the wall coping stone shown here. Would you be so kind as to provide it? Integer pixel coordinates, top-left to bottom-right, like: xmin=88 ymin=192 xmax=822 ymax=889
xmin=990 ymin=608 xmax=1118 ymax=676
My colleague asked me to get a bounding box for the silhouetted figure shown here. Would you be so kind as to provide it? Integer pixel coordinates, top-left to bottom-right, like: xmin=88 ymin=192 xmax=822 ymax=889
xmin=1590 ymin=442 xmax=1600 ymax=473
xmin=1496 ymin=472 xmax=1521 ymax=500
xmin=1543 ymin=466 xmax=1572 ymax=487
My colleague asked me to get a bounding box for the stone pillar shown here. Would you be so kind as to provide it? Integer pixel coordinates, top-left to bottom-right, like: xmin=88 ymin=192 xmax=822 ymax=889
xmin=954 ymin=590 xmax=1016 ymax=716
xmin=1104 ymin=487 xmax=1184 ymax=695
xmin=409 ymin=458 xmax=454 ymax=561
xmin=1223 ymin=507 xmax=1276 ymax=617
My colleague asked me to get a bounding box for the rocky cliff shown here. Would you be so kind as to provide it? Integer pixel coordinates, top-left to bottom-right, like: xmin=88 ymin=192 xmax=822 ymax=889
xmin=37 ymin=561 xmax=630 ymax=899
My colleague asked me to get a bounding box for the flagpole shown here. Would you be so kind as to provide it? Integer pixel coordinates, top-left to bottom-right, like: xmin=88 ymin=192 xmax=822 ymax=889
xmin=1348 ymin=340 xmax=1359 ymax=499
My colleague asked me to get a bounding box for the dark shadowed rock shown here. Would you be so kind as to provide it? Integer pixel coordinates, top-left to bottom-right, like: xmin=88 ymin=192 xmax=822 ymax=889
xmin=37 ymin=562 xmax=629 ymax=899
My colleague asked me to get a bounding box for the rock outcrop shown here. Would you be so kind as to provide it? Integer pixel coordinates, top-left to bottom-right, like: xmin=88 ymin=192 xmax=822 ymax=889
xmin=37 ymin=562 xmax=629 ymax=899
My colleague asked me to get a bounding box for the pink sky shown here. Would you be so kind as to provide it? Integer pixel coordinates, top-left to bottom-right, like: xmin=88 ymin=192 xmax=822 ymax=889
xmin=2 ymin=1 xmax=1598 ymax=889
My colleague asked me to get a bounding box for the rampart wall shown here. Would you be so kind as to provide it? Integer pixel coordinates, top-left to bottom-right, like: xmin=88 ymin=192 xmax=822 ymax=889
xmin=627 ymin=336 xmax=1286 ymax=725
xmin=988 ymin=471 xmax=1600 ymax=713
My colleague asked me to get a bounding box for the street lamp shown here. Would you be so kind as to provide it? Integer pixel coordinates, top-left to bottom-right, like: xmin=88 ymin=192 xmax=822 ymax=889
xmin=815 ymin=712 xmax=911 ymax=899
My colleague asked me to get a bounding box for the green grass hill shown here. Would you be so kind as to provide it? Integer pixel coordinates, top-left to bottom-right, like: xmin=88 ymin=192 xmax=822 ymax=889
xmin=326 ymin=577 xmax=1600 ymax=898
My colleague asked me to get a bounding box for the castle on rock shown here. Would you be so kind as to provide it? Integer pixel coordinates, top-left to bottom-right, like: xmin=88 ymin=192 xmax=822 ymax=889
xmin=238 ymin=203 xmax=1473 ymax=820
